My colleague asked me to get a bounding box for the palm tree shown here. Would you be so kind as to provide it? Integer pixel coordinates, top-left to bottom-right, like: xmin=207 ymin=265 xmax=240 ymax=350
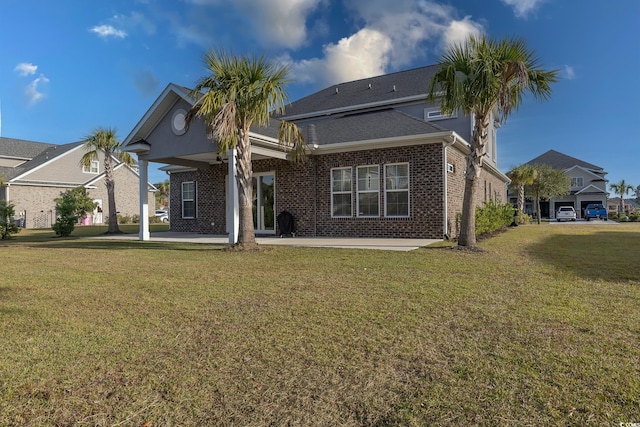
xmin=80 ymin=127 xmax=134 ymax=234
xmin=187 ymin=49 xmax=306 ymax=248
xmin=427 ymin=35 xmax=558 ymax=247
xmin=507 ymin=164 xmax=538 ymax=214
xmin=610 ymin=179 xmax=634 ymax=215
xmin=154 ymin=179 xmax=170 ymax=209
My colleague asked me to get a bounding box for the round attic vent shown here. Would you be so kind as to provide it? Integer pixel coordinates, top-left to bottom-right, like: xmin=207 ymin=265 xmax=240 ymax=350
xmin=171 ymin=109 xmax=187 ymax=136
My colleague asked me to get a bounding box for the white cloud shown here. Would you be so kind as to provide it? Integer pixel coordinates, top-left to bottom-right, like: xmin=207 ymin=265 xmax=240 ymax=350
xmin=562 ymin=65 xmax=576 ymax=80
xmin=25 ymin=75 xmax=49 ymax=106
xmin=184 ymin=0 xmax=323 ymax=49
xmin=90 ymin=25 xmax=128 ymax=39
xmin=242 ymin=0 xmax=323 ymax=49
xmin=500 ymin=0 xmax=545 ymax=18
xmin=286 ymin=28 xmax=392 ymax=87
xmin=442 ymin=16 xmax=483 ymax=49
xmin=284 ymin=0 xmax=484 ymax=87
xmin=14 ymin=63 xmax=38 ymax=76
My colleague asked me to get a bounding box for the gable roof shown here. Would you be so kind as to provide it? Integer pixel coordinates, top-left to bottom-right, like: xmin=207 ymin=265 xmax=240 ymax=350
xmin=1 ymin=140 xmax=83 ymax=181
xmin=281 ymin=65 xmax=441 ymax=119
xmin=526 ymin=149 xmax=604 ymax=172
xmin=0 ymin=137 xmax=53 ymax=159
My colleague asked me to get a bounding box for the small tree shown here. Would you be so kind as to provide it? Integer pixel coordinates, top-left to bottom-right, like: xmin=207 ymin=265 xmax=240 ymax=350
xmin=52 ymin=187 xmax=97 ymax=237
xmin=609 ymin=179 xmax=634 ymax=215
xmin=507 ymin=164 xmax=538 ymax=214
xmin=154 ymin=179 xmax=170 ymax=209
xmin=0 ymin=200 xmax=20 ymax=239
xmin=525 ymin=164 xmax=570 ymax=224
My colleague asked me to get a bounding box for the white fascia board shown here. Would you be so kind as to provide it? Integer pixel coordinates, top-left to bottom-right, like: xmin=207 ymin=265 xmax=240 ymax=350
xmin=122 ymin=83 xmax=193 ymax=148
xmin=564 ymin=165 xmax=605 ymax=180
xmin=84 ymin=162 xmax=156 ymax=191
xmin=160 ymin=165 xmax=198 ymax=173
xmin=10 ymin=144 xmax=84 ymax=182
xmin=9 ymin=181 xmax=82 ymax=188
xmin=576 ymin=184 xmax=606 ymax=194
xmin=281 ymin=94 xmax=429 ymax=121
xmin=310 ymin=131 xmax=456 ymax=155
xmin=252 ymin=145 xmax=288 ymax=160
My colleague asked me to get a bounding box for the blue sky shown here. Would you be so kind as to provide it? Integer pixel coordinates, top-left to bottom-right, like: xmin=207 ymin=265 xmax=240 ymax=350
xmin=1 ymin=0 xmax=638 ymax=192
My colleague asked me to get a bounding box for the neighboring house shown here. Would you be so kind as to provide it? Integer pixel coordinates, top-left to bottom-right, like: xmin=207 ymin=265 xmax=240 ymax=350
xmin=0 ymin=137 xmax=156 ymax=228
xmin=516 ymin=150 xmax=608 ymax=219
xmin=607 ymin=197 xmax=639 ymax=215
xmin=123 ymin=65 xmax=509 ymax=241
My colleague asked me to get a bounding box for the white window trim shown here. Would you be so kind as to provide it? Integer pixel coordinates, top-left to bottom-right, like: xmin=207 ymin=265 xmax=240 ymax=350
xmin=331 ymin=167 xmax=352 ymax=218
xmin=181 ymin=181 xmax=196 ymax=219
xmin=571 ymin=177 xmax=584 ymax=187
xmin=424 ymin=108 xmax=457 ymax=121
xmin=384 ymin=163 xmax=410 ymax=218
xmin=82 ymin=160 xmax=99 ymax=174
xmin=356 ymin=165 xmax=380 ymax=218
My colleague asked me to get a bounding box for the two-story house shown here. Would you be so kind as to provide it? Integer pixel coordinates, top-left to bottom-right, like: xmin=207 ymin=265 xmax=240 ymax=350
xmin=0 ymin=137 xmax=156 ymax=228
xmin=123 ymin=65 xmax=509 ymax=241
xmin=522 ymin=150 xmax=608 ymax=219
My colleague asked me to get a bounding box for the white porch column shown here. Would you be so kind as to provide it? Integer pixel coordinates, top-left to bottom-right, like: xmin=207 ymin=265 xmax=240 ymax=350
xmin=227 ymin=148 xmax=239 ymax=244
xmin=138 ymin=159 xmax=150 ymax=241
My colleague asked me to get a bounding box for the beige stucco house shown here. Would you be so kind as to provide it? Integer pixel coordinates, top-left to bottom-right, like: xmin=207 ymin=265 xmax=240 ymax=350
xmin=0 ymin=137 xmax=156 ymax=228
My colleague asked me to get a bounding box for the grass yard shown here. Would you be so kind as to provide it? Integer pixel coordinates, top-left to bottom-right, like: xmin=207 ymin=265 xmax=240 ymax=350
xmin=0 ymin=224 xmax=638 ymax=426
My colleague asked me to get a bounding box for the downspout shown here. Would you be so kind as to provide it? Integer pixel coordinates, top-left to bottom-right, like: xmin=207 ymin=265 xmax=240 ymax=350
xmin=443 ymin=135 xmax=457 ymax=240
xmin=308 ymin=124 xmax=319 ymax=237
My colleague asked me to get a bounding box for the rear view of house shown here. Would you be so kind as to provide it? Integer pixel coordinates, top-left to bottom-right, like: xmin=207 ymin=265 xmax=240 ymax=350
xmin=124 ymin=65 xmax=509 ymax=241
xmin=0 ymin=137 xmax=156 ymax=228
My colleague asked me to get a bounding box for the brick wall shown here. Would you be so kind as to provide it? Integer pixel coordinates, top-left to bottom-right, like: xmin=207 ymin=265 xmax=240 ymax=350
xmin=9 ymin=185 xmax=61 ymax=228
xmin=88 ymin=165 xmax=156 ymax=221
xmin=170 ymin=143 xmax=450 ymax=239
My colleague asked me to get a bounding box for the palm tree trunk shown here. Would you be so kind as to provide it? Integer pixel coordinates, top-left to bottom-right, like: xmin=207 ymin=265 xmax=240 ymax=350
xmin=104 ymin=152 xmax=121 ymax=234
xmin=518 ymin=184 xmax=525 ymax=213
xmin=458 ymin=176 xmax=477 ymax=246
xmin=236 ymin=129 xmax=256 ymax=248
xmin=458 ymin=114 xmax=488 ymax=247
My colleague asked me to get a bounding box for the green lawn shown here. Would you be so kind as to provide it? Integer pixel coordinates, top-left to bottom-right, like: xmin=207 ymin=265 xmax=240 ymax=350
xmin=1 ymin=224 xmax=638 ymax=426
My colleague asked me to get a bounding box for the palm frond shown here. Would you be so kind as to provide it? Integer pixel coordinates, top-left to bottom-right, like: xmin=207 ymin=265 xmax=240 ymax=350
xmin=279 ymin=120 xmax=307 ymax=163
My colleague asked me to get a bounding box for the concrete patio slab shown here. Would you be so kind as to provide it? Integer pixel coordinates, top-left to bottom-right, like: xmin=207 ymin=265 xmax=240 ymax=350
xmin=90 ymin=232 xmax=440 ymax=251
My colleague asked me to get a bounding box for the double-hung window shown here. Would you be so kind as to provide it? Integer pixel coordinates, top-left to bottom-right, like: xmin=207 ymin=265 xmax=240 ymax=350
xmin=181 ymin=181 xmax=196 ymax=219
xmin=331 ymin=167 xmax=352 ymax=217
xmin=82 ymin=160 xmax=99 ymax=174
xmin=384 ymin=163 xmax=409 ymax=217
xmin=571 ymin=177 xmax=583 ymax=187
xmin=357 ymin=165 xmax=379 ymax=217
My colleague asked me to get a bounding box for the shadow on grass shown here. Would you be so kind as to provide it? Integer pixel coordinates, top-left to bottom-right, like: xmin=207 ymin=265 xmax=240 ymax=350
xmin=527 ymin=230 xmax=640 ymax=281
xmin=8 ymin=239 xmax=227 ymax=252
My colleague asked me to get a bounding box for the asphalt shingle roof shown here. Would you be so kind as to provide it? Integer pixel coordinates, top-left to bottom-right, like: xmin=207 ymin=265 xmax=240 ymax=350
xmin=0 ymin=140 xmax=83 ymax=180
xmin=0 ymin=137 xmax=53 ymax=159
xmin=282 ymin=64 xmax=441 ymax=118
xmin=525 ymin=149 xmax=603 ymax=171
xmin=301 ymin=109 xmax=447 ymax=146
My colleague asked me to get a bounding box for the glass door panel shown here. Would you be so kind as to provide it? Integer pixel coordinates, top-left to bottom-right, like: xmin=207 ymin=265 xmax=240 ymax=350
xmin=252 ymin=173 xmax=275 ymax=232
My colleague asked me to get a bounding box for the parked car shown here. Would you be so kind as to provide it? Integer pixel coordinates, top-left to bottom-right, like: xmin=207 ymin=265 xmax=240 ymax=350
xmin=584 ymin=204 xmax=607 ymax=221
xmin=556 ymin=206 xmax=577 ymax=222
xmin=155 ymin=209 xmax=169 ymax=223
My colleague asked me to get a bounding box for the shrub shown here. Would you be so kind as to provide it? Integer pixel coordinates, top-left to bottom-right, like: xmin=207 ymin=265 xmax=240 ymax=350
xmin=149 ymin=215 xmax=161 ymax=224
xmin=475 ymin=200 xmax=515 ymax=237
xmin=117 ymin=214 xmax=131 ymax=224
xmin=131 ymin=214 xmax=140 ymax=224
xmin=608 ymin=212 xmax=618 ymax=220
xmin=629 ymin=211 xmax=640 ymax=222
xmin=516 ymin=211 xmax=532 ymax=225
xmin=52 ymin=187 xmax=97 ymax=237
xmin=0 ymin=200 xmax=20 ymax=239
